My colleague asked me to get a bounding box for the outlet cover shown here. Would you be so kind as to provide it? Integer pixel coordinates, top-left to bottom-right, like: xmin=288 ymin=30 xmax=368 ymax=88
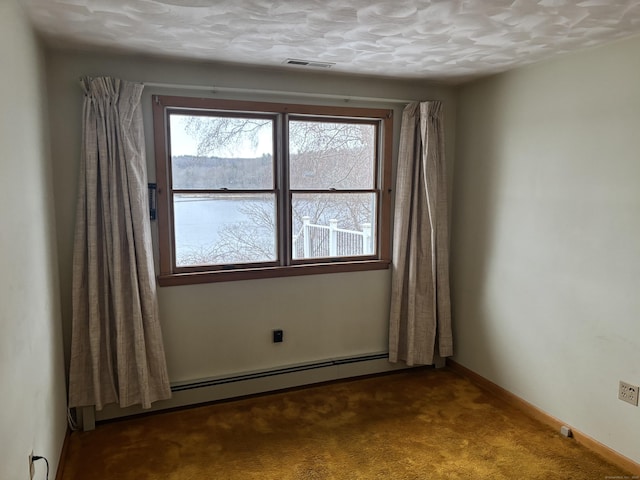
xmin=618 ymin=381 xmax=639 ymax=406
xmin=272 ymin=329 xmax=283 ymax=343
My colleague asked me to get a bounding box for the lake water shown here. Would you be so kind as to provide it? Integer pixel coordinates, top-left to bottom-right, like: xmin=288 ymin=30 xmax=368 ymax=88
xmin=173 ymin=196 xmax=372 ymax=265
xmin=174 ymin=197 xmax=260 ymax=245
xmin=174 ymin=197 xmax=276 ymax=264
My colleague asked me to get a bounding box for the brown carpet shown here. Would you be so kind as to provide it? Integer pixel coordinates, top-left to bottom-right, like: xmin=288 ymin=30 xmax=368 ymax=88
xmin=59 ymin=368 xmax=631 ymax=479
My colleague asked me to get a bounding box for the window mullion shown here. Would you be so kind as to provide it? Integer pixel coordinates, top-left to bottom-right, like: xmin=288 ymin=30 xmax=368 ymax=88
xmin=277 ymin=113 xmax=291 ymax=266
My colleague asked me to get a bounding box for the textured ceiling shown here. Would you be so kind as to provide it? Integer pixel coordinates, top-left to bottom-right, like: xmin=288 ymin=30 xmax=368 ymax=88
xmin=22 ymin=0 xmax=640 ymax=83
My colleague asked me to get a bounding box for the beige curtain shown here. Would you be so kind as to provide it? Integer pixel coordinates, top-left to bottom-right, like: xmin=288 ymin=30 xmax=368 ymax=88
xmin=68 ymin=77 xmax=171 ymax=410
xmin=389 ymin=101 xmax=453 ymax=366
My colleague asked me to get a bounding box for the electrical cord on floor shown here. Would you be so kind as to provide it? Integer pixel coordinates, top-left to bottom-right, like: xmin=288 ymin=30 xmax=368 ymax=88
xmin=32 ymin=456 xmax=49 ymax=480
xmin=67 ymin=406 xmax=79 ymax=431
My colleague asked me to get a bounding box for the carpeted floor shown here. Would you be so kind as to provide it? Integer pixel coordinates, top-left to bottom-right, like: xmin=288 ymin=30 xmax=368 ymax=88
xmin=59 ymin=368 xmax=631 ymax=479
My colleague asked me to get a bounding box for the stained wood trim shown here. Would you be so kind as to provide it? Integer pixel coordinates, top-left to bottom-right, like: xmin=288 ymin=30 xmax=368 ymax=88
xmin=152 ymin=95 xmax=173 ymax=276
xmin=153 ymin=95 xmax=393 ymax=119
xmin=379 ymin=114 xmax=393 ymax=263
xmin=446 ymin=360 xmax=640 ymax=476
xmin=158 ymin=260 xmax=390 ymax=286
xmin=151 ymin=94 xmax=393 ymax=285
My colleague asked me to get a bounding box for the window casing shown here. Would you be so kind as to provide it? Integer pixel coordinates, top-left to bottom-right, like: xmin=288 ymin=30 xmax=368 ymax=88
xmin=152 ymin=96 xmax=392 ymax=285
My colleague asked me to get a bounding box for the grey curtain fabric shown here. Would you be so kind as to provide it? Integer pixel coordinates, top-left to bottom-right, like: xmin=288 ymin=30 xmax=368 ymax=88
xmin=68 ymin=77 xmax=171 ymax=410
xmin=389 ymin=101 xmax=453 ymax=366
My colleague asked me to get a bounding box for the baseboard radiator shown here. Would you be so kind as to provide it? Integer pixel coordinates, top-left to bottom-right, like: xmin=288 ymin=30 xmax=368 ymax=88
xmin=88 ymin=352 xmax=408 ymax=427
xmin=171 ymin=352 xmax=389 ymax=392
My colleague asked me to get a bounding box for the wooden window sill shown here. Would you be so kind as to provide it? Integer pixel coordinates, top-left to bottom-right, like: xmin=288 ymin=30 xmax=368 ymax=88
xmin=157 ymin=260 xmax=391 ymax=286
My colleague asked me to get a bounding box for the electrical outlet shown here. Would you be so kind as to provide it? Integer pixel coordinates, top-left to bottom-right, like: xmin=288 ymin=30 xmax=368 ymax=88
xmin=560 ymin=425 xmax=572 ymax=437
xmin=618 ymin=381 xmax=639 ymax=406
xmin=273 ymin=329 xmax=283 ymax=343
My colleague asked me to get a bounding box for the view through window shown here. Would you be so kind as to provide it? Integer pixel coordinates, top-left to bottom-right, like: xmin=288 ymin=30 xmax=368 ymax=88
xmin=153 ymin=96 xmax=392 ymax=284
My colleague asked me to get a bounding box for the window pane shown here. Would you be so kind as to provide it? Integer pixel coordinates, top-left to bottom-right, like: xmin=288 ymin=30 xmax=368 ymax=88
xmin=174 ymin=193 xmax=277 ymax=267
xmin=169 ymin=114 xmax=273 ymax=189
xmin=292 ymin=193 xmax=376 ymax=259
xmin=289 ymin=120 xmax=375 ymax=189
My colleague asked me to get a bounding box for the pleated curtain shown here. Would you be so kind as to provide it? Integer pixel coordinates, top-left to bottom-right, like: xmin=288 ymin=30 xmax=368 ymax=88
xmin=389 ymin=101 xmax=453 ymax=366
xmin=68 ymin=77 xmax=171 ymax=410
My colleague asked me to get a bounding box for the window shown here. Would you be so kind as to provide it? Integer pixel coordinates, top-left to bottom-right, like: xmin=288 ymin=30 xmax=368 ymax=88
xmin=152 ymin=96 xmax=392 ymax=285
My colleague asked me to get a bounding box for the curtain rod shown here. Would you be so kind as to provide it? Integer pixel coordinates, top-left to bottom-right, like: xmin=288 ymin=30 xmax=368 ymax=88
xmin=142 ymin=81 xmax=414 ymax=105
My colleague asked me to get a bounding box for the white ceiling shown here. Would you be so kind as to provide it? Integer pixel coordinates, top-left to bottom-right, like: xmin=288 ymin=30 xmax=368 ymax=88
xmin=22 ymin=0 xmax=640 ymax=83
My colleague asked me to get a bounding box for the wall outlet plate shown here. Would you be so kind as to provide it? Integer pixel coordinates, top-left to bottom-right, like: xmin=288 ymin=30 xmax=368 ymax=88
xmin=560 ymin=425 xmax=572 ymax=437
xmin=272 ymin=329 xmax=283 ymax=343
xmin=618 ymin=381 xmax=639 ymax=406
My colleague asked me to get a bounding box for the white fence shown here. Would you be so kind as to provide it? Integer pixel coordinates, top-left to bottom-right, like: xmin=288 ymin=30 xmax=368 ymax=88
xmin=292 ymin=216 xmax=373 ymax=259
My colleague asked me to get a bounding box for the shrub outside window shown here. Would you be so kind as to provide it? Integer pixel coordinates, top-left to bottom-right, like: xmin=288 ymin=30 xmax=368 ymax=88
xmin=152 ymin=96 xmax=392 ymax=285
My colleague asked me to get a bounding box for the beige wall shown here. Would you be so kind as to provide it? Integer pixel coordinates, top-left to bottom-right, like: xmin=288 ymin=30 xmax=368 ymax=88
xmin=0 ymin=1 xmax=68 ymax=478
xmin=46 ymin=51 xmax=456 ymax=387
xmin=453 ymin=35 xmax=640 ymax=463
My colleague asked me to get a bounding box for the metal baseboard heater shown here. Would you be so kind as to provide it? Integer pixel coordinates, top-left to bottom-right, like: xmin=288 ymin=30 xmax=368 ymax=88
xmin=171 ymin=352 xmax=390 ymax=393
xmin=85 ymin=352 xmax=411 ymax=429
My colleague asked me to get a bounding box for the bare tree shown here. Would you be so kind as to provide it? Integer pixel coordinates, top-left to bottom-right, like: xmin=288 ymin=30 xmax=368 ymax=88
xmin=185 ymin=116 xmax=270 ymax=158
xmin=174 ymin=115 xmax=375 ymax=265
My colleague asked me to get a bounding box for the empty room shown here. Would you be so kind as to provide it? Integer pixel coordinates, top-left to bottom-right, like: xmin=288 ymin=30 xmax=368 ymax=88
xmin=1 ymin=0 xmax=639 ymax=478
